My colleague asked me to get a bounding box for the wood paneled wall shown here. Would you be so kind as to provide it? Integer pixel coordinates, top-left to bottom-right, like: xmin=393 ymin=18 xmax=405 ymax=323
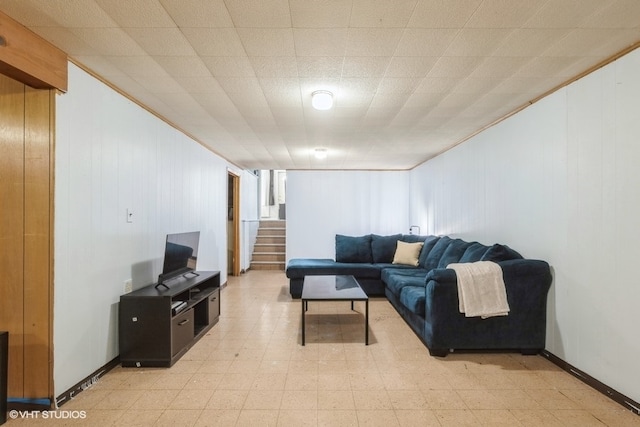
xmin=0 ymin=73 xmax=53 ymax=401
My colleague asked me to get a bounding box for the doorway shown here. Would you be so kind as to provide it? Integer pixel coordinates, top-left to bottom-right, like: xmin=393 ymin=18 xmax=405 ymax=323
xmin=227 ymin=172 xmax=240 ymax=276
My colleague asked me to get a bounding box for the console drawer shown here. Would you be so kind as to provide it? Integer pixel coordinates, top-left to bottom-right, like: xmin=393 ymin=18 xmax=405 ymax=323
xmin=208 ymin=288 xmax=220 ymax=322
xmin=171 ymin=309 xmax=194 ymax=356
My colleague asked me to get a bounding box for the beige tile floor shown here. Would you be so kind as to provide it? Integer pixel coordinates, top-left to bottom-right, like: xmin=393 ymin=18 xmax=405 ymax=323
xmin=7 ymin=270 xmax=639 ymax=426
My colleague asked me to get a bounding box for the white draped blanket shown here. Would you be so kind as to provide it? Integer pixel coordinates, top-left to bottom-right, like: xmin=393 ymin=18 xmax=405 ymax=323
xmin=447 ymin=261 xmax=510 ymax=319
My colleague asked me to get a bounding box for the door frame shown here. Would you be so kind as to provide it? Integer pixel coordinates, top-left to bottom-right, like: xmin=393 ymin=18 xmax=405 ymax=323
xmin=227 ymin=171 xmax=241 ymax=276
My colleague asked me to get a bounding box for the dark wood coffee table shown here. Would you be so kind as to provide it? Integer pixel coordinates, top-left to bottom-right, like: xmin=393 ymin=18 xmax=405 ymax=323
xmin=301 ymin=275 xmax=369 ymax=345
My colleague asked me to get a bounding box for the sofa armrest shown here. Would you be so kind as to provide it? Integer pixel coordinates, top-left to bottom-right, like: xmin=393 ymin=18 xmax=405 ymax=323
xmin=425 ymin=268 xmax=457 ymax=283
xmin=424 ymin=259 xmax=552 ymax=350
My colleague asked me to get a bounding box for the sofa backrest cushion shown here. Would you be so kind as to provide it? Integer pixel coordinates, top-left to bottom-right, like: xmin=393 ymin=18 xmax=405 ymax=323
xmin=437 ymin=239 xmax=473 ymax=268
xmin=459 ymin=242 xmax=489 ymax=263
xmin=418 ymin=236 xmax=440 ymax=268
xmin=423 ymin=236 xmax=452 ymax=271
xmin=335 ymin=234 xmax=373 ymax=263
xmin=400 ymin=234 xmax=429 ymax=243
xmin=371 ymin=234 xmax=402 ymax=263
xmin=480 ymin=243 xmax=523 ymax=262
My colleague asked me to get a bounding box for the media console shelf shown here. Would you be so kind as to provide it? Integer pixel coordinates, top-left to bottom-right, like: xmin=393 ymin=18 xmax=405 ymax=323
xmin=119 ymin=271 xmax=220 ymax=367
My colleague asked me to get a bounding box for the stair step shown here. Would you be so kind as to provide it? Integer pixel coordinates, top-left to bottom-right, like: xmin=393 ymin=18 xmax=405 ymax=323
xmin=250 ymin=220 xmax=286 ymax=270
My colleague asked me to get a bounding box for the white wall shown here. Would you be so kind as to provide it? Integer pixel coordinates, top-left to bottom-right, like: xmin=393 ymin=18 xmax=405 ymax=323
xmin=286 ymin=170 xmax=410 ymax=260
xmin=240 ymin=170 xmax=260 ymax=271
xmin=409 ymin=48 xmax=640 ymax=403
xmin=54 ymin=64 xmax=256 ymax=396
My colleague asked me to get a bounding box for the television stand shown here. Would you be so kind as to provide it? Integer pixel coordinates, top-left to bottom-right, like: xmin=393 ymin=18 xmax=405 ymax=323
xmin=119 ymin=271 xmax=220 ymax=367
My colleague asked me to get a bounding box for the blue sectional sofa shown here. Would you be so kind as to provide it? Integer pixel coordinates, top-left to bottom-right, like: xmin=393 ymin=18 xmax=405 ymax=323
xmin=286 ymin=234 xmax=552 ymax=357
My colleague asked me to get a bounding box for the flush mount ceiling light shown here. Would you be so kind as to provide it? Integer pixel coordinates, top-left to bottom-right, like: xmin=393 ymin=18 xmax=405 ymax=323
xmin=314 ymin=148 xmax=328 ymax=159
xmin=311 ymin=90 xmax=333 ymax=110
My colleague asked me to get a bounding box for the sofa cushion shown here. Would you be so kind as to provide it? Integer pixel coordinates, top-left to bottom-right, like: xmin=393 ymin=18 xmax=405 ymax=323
xmin=400 ymin=286 xmax=426 ymax=316
xmin=385 ymin=274 xmax=426 ymax=298
xmin=459 ymin=242 xmax=488 ymax=263
xmin=437 ymin=239 xmax=473 ymax=268
xmin=481 ymin=244 xmax=523 ymax=262
xmin=423 ymin=236 xmax=452 ymax=271
xmin=335 ymin=234 xmax=373 ymax=263
xmin=371 ymin=234 xmax=402 ymax=263
xmin=381 ymin=267 xmax=429 ymax=284
xmin=285 ymin=258 xmax=381 ymax=279
xmin=392 ymin=241 xmax=423 ymax=266
xmin=418 ymin=236 xmax=440 ymax=268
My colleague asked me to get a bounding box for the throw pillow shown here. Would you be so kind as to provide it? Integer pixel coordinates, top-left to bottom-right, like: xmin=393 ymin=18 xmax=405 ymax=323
xmin=392 ymin=241 xmax=424 ymax=266
xmin=335 ymin=234 xmax=373 ymax=263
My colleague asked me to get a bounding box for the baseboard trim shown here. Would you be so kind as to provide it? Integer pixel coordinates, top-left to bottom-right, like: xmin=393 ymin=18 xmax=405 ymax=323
xmin=542 ymin=350 xmax=640 ymax=415
xmin=55 ymin=356 xmax=120 ymax=408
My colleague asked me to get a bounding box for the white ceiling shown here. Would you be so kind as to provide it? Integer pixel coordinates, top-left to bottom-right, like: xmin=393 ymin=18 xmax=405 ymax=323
xmin=1 ymin=0 xmax=639 ymax=170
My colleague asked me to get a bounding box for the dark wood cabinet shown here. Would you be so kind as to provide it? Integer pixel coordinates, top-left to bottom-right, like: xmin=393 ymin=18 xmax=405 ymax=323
xmin=119 ymin=271 xmax=220 ymax=367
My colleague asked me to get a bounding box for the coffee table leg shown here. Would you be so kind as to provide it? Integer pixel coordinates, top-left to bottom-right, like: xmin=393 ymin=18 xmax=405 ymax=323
xmin=301 ymin=299 xmax=305 ymax=346
xmin=365 ymin=299 xmax=369 ymax=345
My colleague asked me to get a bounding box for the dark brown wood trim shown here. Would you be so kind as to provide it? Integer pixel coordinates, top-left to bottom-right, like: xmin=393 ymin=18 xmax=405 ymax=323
xmin=542 ymin=350 xmax=640 ymax=415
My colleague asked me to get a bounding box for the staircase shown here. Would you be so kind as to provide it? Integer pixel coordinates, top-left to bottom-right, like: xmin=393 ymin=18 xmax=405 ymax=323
xmin=250 ymin=220 xmax=286 ymax=270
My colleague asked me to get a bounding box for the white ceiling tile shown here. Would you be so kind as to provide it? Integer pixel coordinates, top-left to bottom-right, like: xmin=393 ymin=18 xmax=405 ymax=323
xmin=350 ymin=0 xmax=417 ymax=28
xmin=543 ymin=29 xmax=636 ymax=57
xmin=124 ymin=28 xmax=197 ymax=56
xmin=159 ymin=0 xmax=234 ymax=28
xmin=132 ymin=74 xmax=184 ymax=94
xmin=14 ymin=0 xmax=118 ymax=28
xmin=107 ymin=56 xmax=170 ymax=77
xmin=237 ymin=28 xmax=295 ymax=56
xmin=289 ymin=0 xmax=352 ymax=28
xmin=465 ymin=0 xmax=545 ymax=28
xmin=154 ymin=56 xmax=211 ymax=77
xmin=426 ymin=56 xmax=484 ymax=78
xmin=202 ymin=57 xmax=255 ymax=77
xmin=297 ymin=57 xmax=343 ymax=78
xmin=94 ymin=0 xmax=176 ymax=27
xmin=450 ymin=77 xmax=501 ymax=94
xmin=395 ymin=29 xmax=459 ymax=56
xmin=414 ymin=76 xmax=460 ymax=93
xmin=443 ymin=29 xmax=514 ymax=56
xmin=174 ymin=76 xmax=226 ymax=94
xmin=70 ymin=28 xmax=147 ymax=56
xmin=514 ymin=56 xmax=582 ymax=78
xmin=293 ymin=29 xmax=348 ymax=57
xmin=466 ymin=57 xmax=529 ymax=79
xmin=341 ymin=57 xmax=391 ymax=77
xmin=225 ymin=0 xmax=291 ymax=28
xmin=493 ymin=29 xmax=572 ymax=57
xmin=72 ymin=55 xmax=126 ymax=77
xmin=385 ymin=57 xmax=438 ymax=78
xmin=408 ymin=0 xmax=482 ymax=28
xmin=250 ymin=57 xmax=298 ymax=77
xmin=181 ymin=28 xmax=246 ymax=56
xmin=345 ymin=28 xmax=404 ymax=56
xmin=523 ymin=0 xmax=613 ymax=29
xmin=583 ymin=0 xmax=640 ymax=28
xmin=376 ymin=78 xmax=422 ymax=94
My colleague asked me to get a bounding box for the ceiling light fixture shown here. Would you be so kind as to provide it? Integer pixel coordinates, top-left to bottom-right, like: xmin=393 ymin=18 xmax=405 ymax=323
xmin=314 ymin=148 xmax=328 ymax=159
xmin=311 ymin=90 xmax=333 ymax=110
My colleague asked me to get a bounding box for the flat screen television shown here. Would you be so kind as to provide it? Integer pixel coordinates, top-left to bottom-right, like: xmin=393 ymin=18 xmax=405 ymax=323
xmin=156 ymin=231 xmax=200 ymax=288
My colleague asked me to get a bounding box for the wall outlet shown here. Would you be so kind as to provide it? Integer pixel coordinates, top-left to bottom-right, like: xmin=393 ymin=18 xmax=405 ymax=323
xmin=124 ymin=279 xmax=133 ymax=294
